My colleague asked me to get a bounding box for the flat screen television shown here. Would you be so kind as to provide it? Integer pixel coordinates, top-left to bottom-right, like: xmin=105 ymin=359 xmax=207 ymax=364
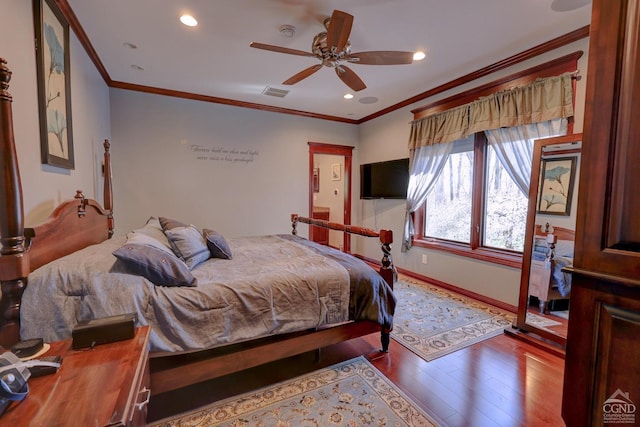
xmin=360 ymin=158 xmax=410 ymax=199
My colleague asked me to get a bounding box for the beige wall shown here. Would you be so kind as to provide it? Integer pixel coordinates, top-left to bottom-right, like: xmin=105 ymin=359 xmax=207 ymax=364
xmin=1 ymin=0 xmax=111 ymax=226
xmin=109 ymin=89 xmax=359 ymax=237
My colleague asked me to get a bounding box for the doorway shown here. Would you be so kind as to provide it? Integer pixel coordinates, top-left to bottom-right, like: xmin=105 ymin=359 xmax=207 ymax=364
xmin=308 ymin=142 xmax=353 ymax=252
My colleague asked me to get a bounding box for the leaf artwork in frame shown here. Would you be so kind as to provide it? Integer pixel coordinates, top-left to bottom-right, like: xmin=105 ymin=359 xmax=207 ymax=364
xmin=536 ymin=156 xmax=577 ymax=216
xmin=34 ymin=0 xmax=74 ymax=169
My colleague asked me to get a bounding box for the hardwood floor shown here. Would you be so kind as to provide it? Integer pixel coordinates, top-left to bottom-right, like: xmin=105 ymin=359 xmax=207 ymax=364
xmin=148 ymin=330 xmax=565 ymax=426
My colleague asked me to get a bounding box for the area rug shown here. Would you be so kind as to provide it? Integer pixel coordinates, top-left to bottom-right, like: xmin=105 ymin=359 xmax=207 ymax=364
xmin=526 ymin=312 xmax=563 ymax=329
xmin=148 ymin=356 xmax=439 ymax=427
xmin=391 ymin=278 xmax=514 ymax=361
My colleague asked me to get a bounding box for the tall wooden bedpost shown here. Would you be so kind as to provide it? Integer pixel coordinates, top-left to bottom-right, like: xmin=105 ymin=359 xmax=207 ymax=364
xmin=378 ymin=229 xmax=397 ymax=290
xmin=0 ymin=58 xmax=27 ymax=348
xmin=103 ymin=139 xmax=114 ymax=237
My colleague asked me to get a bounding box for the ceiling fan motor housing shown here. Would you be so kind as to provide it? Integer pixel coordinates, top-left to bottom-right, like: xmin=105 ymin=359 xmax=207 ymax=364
xmin=312 ymin=32 xmax=351 ymax=67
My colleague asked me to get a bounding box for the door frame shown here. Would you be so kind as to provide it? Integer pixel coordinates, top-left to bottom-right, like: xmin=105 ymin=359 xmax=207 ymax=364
xmin=308 ymin=142 xmax=353 ymax=252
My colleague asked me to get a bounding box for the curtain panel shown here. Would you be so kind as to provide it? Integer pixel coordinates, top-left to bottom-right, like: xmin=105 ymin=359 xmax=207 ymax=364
xmin=408 ymin=72 xmax=574 ymax=148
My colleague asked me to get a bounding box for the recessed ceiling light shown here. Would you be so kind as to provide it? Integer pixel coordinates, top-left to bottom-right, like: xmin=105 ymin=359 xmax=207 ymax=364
xmin=123 ymin=42 xmax=137 ymax=49
xmin=344 ymin=93 xmax=354 ymax=99
xmin=180 ymin=14 xmax=198 ymax=27
xmin=130 ymin=64 xmax=144 ymax=71
xmin=413 ymin=51 xmax=426 ymax=61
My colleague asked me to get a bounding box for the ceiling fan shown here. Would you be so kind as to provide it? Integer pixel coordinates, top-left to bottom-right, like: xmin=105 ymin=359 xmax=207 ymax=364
xmin=249 ymin=9 xmax=414 ymax=92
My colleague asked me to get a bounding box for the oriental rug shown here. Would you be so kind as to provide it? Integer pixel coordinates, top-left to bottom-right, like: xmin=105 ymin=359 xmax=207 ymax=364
xmin=390 ymin=278 xmax=515 ymax=361
xmin=526 ymin=312 xmax=563 ymax=329
xmin=148 ymin=356 xmax=439 ymax=427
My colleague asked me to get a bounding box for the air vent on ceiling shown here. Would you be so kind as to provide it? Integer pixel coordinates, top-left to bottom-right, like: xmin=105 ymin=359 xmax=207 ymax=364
xmin=262 ymin=86 xmax=289 ymax=98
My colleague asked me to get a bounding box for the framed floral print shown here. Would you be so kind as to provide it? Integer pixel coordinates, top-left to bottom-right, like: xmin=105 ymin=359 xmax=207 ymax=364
xmin=34 ymin=0 xmax=74 ymax=169
xmin=536 ymin=156 xmax=577 ymax=216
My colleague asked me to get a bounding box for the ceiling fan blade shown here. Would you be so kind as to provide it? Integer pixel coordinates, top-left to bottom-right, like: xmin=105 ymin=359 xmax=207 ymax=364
xmin=347 ymin=51 xmax=414 ymax=65
xmin=283 ymin=64 xmax=323 ymax=85
xmin=326 ymin=10 xmax=353 ymax=52
xmin=335 ymin=65 xmax=366 ymax=92
xmin=249 ymin=42 xmax=317 ymax=58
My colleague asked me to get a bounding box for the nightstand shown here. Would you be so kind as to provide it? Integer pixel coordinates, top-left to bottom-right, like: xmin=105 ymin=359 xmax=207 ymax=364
xmin=2 ymin=326 xmax=150 ymax=426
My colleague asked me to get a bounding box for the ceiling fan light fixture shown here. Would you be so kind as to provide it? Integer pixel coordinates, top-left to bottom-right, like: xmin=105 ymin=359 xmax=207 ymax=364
xmin=279 ymin=25 xmax=296 ymax=38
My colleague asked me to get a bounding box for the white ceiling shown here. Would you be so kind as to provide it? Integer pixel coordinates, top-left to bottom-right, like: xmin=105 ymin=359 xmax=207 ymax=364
xmin=66 ymin=0 xmax=592 ymax=121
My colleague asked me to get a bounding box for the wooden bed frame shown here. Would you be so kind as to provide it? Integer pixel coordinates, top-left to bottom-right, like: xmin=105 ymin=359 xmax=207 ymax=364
xmin=0 ymin=58 xmax=396 ymax=396
xmin=528 ymin=223 xmax=575 ymax=313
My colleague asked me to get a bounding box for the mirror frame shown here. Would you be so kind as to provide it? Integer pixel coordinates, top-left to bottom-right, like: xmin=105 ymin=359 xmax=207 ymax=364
xmin=514 ymin=133 xmax=582 ymax=346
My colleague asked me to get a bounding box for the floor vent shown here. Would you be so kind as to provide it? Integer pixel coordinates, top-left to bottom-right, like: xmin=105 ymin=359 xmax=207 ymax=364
xmin=262 ymin=86 xmax=289 ymax=98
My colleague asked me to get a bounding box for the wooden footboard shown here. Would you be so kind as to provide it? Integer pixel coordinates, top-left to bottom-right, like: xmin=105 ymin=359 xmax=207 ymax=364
xmin=291 ymin=214 xmax=397 ymax=289
xmin=150 ymin=320 xmax=383 ymax=395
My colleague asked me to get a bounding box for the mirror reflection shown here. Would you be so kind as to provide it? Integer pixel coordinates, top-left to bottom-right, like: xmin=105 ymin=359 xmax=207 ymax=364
xmin=516 ymin=133 xmax=582 ymax=344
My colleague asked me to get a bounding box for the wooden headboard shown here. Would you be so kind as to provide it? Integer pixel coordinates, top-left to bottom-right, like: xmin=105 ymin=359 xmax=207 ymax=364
xmin=534 ymin=223 xmax=576 ymax=241
xmin=0 ymin=58 xmax=114 ymax=348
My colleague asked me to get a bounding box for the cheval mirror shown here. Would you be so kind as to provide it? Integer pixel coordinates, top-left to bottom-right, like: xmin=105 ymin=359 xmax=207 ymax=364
xmin=514 ymin=133 xmax=582 ymax=348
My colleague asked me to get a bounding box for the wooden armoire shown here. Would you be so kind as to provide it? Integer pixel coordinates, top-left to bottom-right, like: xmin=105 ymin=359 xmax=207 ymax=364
xmin=562 ymin=0 xmax=640 ymax=425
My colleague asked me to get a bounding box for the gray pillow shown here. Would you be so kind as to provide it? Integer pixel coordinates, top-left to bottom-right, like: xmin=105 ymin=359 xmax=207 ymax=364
xmin=113 ymin=243 xmax=196 ymax=287
xmin=203 ymin=229 xmax=233 ymax=260
xmin=126 ymin=229 xmax=173 ymax=253
xmin=159 ymin=217 xmax=188 ymax=231
xmin=132 ymin=217 xmax=172 ymax=250
xmin=164 ymin=225 xmax=211 ymax=269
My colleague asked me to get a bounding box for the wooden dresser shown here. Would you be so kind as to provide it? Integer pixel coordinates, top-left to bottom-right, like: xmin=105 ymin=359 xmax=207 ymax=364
xmin=3 ymin=326 xmax=150 ymax=426
xmin=562 ymin=0 xmax=640 ymax=425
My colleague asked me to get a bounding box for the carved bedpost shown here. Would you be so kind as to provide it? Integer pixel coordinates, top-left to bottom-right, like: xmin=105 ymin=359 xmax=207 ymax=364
xmin=291 ymin=213 xmax=299 ymax=235
xmin=103 ymin=140 xmax=114 ymax=237
xmin=0 ymin=58 xmax=27 ymax=348
xmin=378 ymin=229 xmax=397 ymax=290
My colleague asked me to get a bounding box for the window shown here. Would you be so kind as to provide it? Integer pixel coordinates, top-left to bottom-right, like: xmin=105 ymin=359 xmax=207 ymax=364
xmin=416 ymin=133 xmax=530 ymax=266
xmin=408 ymin=54 xmax=579 ymax=267
xmin=424 ymin=136 xmax=474 ymax=243
xmin=483 ymin=142 xmax=528 ymax=251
